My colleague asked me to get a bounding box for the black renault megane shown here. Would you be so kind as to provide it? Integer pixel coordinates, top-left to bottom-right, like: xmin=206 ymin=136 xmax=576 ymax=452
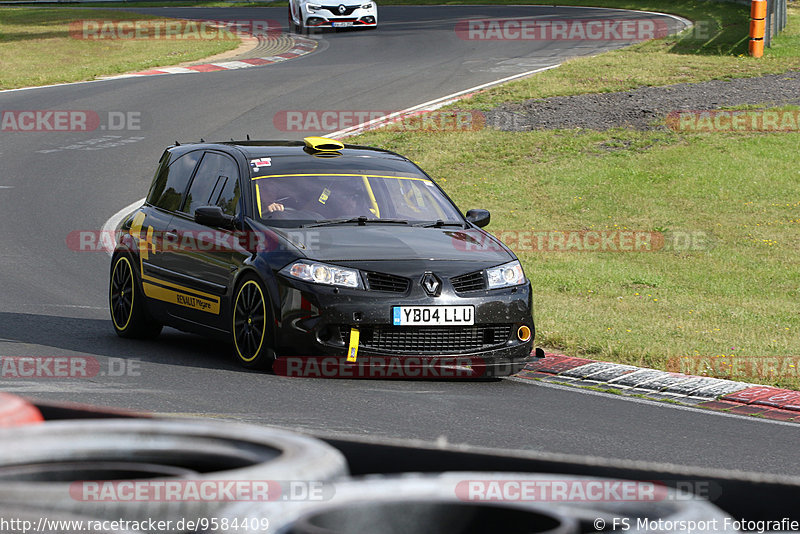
xmin=109 ymin=137 xmax=534 ymax=376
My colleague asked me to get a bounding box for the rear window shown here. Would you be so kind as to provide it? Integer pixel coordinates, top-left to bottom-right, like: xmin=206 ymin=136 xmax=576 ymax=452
xmin=147 ymin=151 xmax=201 ymax=212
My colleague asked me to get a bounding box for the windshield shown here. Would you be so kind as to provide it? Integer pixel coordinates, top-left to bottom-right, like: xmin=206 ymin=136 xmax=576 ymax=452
xmin=251 ymin=173 xmax=463 ymax=226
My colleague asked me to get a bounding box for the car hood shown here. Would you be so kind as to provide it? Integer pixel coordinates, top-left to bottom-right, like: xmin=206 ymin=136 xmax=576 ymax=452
xmin=269 ymin=225 xmax=514 ymax=264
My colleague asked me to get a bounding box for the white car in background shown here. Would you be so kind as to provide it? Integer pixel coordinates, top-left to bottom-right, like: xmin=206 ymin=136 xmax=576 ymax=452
xmin=289 ymin=0 xmax=378 ymax=32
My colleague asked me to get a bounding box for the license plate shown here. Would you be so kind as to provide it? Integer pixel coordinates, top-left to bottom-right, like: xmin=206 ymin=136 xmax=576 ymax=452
xmin=332 ymin=21 xmax=353 ymax=27
xmin=392 ymin=306 xmax=474 ymax=326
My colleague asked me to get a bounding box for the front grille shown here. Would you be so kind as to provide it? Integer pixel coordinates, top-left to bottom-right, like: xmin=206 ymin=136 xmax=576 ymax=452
xmin=322 ymin=5 xmax=359 ymax=16
xmin=366 ymin=272 xmax=410 ymax=293
xmin=451 ymin=271 xmax=485 ymax=293
xmin=339 ymin=325 xmax=512 ymax=354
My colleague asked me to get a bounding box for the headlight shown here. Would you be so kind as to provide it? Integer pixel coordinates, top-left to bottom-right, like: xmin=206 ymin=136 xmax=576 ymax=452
xmin=306 ymin=3 xmax=321 ymax=10
xmin=361 ymin=2 xmax=373 ymax=8
xmin=486 ymin=260 xmax=525 ymax=289
xmin=282 ymin=261 xmax=363 ymax=289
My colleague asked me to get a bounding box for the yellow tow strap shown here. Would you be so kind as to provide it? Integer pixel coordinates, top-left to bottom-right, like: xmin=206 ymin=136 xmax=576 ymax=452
xmin=347 ymin=327 xmax=360 ymax=362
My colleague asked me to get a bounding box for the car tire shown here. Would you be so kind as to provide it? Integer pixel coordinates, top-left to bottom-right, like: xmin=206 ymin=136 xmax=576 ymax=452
xmin=0 ymin=419 xmax=349 ymax=524
xmin=288 ymin=5 xmax=298 ymax=33
xmin=109 ymin=253 xmax=162 ymax=339
xmin=217 ymin=472 xmax=735 ymax=534
xmin=231 ymin=274 xmax=276 ymax=370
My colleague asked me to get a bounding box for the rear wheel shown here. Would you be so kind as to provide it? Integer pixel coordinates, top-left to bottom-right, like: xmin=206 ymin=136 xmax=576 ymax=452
xmin=232 ymin=275 xmax=275 ymax=370
xmin=109 ymin=254 xmax=162 ymax=339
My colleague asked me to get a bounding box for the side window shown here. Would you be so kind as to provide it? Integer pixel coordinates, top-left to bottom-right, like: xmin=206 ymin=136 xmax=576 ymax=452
xmin=181 ymin=152 xmax=240 ymax=217
xmin=215 ymin=174 xmax=241 ymax=216
xmin=147 ymin=151 xmax=201 ymax=212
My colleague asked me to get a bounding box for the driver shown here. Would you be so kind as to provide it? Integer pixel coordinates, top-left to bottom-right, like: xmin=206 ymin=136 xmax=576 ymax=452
xmin=266 ymin=201 xmax=284 ymax=213
xmin=258 ymin=180 xmax=286 ymax=214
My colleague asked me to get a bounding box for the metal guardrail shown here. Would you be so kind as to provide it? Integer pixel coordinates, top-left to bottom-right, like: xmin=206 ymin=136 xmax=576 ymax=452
xmin=750 ymin=0 xmax=789 ymax=56
xmin=765 ymin=0 xmax=789 ymax=47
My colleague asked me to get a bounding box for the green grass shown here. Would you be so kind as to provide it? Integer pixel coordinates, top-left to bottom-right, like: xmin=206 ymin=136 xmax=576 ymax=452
xmin=33 ymin=1 xmax=278 ymax=6
xmin=351 ymin=126 xmax=800 ymax=389
xmin=452 ymin=3 xmax=800 ymax=108
xmin=343 ymin=2 xmax=800 ymax=389
xmin=0 ymin=8 xmax=240 ymax=89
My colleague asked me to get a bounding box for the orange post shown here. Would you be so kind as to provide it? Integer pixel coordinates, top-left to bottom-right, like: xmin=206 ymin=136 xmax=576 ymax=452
xmin=749 ymin=0 xmax=767 ymax=57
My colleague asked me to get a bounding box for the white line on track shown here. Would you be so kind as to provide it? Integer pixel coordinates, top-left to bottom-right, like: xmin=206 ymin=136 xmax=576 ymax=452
xmin=100 ymin=65 xmax=562 ymax=255
xmin=0 ymin=7 xmax=690 ymax=96
xmin=99 ymin=5 xmax=692 ymax=253
xmin=327 ymin=64 xmax=561 ymax=138
xmin=506 ymin=376 xmax=800 ymax=428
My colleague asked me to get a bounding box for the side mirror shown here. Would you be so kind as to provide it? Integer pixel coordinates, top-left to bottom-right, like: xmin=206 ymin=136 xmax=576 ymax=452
xmin=194 ymin=206 xmax=236 ymax=229
xmin=465 ymin=209 xmax=490 ymax=228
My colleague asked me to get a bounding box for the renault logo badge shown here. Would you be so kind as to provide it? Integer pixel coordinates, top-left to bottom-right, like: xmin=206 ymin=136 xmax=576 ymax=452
xmin=338 ymin=4 xmax=346 ymax=13
xmin=421 ymin=272 xmax=442 ymax=296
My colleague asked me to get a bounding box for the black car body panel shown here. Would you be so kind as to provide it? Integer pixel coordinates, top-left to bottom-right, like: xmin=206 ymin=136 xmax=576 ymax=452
xmin=111 ymin=138 xmax=535 ymax=376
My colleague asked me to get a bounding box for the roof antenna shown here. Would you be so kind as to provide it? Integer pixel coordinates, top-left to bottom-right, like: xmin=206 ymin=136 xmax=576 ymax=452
xmin=247 ymin=134 xmax=250 ymax=141
xmin=175 ymin=140 xmax=180 ymax=146
xmin=231 ymin=138 xmax=234 ymax=142
xmin=200 ymin=138 xmax=205 ymax=143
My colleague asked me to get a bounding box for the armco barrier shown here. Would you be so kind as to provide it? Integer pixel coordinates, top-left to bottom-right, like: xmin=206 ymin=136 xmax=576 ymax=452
xmin=749 ymin=0 xmax=788 ymax=54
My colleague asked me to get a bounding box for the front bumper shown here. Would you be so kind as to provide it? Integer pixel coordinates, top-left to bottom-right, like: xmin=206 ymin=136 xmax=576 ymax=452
xmin=303 ymin=4 xmax=377 ymax=27
xmin=273 ymin=274 xmax=534 ymax=377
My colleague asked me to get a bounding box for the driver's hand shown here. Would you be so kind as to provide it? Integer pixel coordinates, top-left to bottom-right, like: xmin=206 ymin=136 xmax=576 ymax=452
xmin=267 ymin=202 xmax=284 ymax=212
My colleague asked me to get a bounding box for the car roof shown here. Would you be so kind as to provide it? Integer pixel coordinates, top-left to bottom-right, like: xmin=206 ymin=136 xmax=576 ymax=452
xmin=167 ymin=140 xmax=409 ymax=161
xmin=166 ymin=139 xmax=425 ymax=177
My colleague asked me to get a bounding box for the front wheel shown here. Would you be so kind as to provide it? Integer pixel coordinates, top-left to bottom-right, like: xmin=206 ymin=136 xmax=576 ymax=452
xmin=109 ymin=254 xmax=162 ymax=339
xmin=288 ymin=5 xmax=298 ymax=33
xmin=232 ymin=275 xmax=276 ymax=370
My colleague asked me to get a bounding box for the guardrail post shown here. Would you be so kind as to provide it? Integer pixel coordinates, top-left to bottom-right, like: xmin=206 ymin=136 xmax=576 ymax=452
xmin=749 ymin=0 xmax=767 ymax=57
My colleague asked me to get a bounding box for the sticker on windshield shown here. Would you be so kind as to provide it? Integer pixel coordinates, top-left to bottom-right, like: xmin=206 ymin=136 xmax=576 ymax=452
xmin=250 ymin=158 xmax=272 ymax=171
xmin=318 ymin=187 xmax=331 ymax=205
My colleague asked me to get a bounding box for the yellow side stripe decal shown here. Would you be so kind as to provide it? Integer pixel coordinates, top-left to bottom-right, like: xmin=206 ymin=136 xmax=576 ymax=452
xmin=143 ymin=281 xmax=220 ymax=315
xmin=141 ymin=273 xmax=219 ymax=301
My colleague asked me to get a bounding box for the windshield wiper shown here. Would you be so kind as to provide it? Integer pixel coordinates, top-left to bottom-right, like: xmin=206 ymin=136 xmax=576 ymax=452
xmin=412 ymin=220 xmax=465 ymax=228
xmin=304 ymin=217 xmax=411 ymax=228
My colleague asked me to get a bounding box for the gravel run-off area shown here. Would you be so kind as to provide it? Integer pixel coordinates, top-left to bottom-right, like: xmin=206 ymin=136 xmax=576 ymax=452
xmin=483 ymin=71 xmax=800 ymax=131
